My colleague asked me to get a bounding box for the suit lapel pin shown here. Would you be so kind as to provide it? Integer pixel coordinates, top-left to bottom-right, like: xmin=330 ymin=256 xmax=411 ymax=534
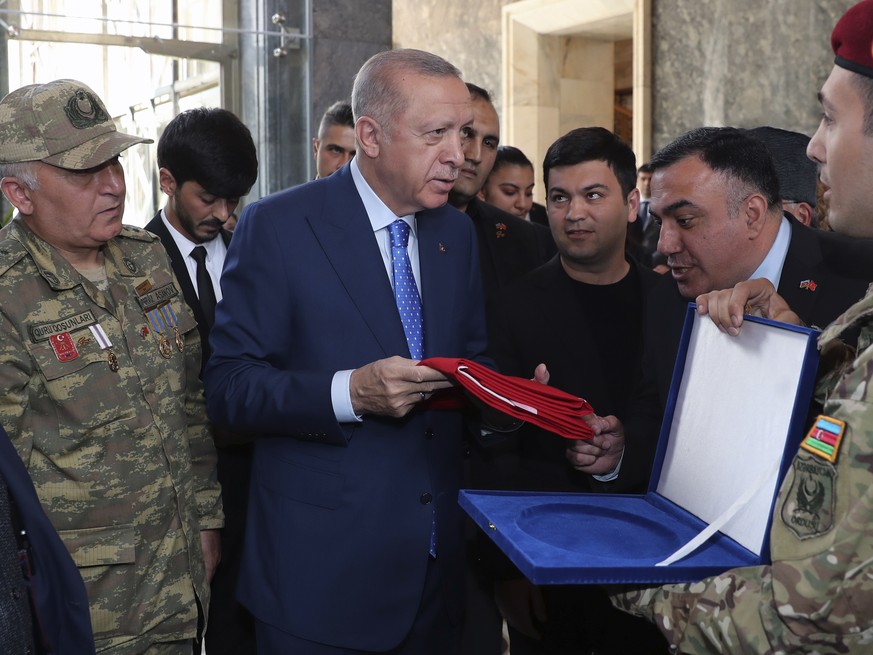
xmin=495 ymin=222 xmax=507 ymax=239
xmin=439 ymin=242 xmax=447 ymax=254
xmin=799 ymin=279 xmax=818 ymax=292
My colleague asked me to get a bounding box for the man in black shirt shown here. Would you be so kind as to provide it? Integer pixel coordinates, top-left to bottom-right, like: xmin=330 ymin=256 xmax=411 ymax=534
xmin=484 ymin=127 xmax=667 ymax=655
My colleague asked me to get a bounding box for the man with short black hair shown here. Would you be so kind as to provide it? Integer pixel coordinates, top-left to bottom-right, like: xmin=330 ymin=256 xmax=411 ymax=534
xmin=567 ymin=126 xmax=873 ymax=492
xmin=312 ymin=100 xmax=355 ymax=179
xmin=610 ymin=2 xmax=873 ymax=651
xmin=488 ymin=127 xmax=667 ymax=655
xmin=626 ymin=161 xmax=666 ymax=270
xmin=145 ymin=106 xmax=258 ymax=655
xmin=447 ymin=83 xmax=554 ymax=322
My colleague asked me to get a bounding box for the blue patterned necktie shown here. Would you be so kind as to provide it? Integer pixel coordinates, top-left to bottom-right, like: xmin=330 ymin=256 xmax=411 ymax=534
xmin=388 ymin=219 xmax=435 ymax=555
xmin=389 ymin=219 xmax=424 ymax=359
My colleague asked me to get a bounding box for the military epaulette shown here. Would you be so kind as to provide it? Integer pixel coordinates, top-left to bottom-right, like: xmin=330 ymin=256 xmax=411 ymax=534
xmin=119 ymin=225 xmax=158 ymax=242
xmin=0 ymin=238 xmax=30 ymax=277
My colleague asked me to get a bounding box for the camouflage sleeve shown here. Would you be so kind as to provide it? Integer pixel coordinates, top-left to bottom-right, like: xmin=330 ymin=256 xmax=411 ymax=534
xmin=0 ymin=309 xmax=33 ymax=460
xmin=611 ymin=394 xmax=873 ymax=652
xmin=183 ymin=316 xmax=223 ymax=531
xmin=611 ymin=569 xmax=775 ymax=654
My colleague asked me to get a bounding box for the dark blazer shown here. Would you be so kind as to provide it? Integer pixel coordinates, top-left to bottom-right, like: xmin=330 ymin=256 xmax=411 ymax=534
xmin=626 ymin=200 xmax=666 ymax=269
xmin=465 ymin=197 xmax=555 ymax=322
xmin=144 ymin=213 xmax=232 ymax=369
xmin=203 ymin=165 xmax=489 ymax=651
xmin=528 ymin=201 xmax=549 ymax=226
xmin=482 ymin=256 xmax=661 ymax=492
xmin=618 ymin=216 xmax=873 ymax=492
xmin=144 ymin=212 xmax=255 ymax=654
xmin=0 ymin=426 xmax=95 ymax=654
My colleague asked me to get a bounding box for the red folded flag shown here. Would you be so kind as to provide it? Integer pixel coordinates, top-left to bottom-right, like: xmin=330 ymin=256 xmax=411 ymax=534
xmin=419 ymin=357 xmax=595 ymax=440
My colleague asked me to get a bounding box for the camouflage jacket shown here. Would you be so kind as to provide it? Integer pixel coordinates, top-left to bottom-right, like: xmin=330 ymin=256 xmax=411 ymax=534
xmin=0 ymin=218 xmax=222 ymax=653
xmin=613 ymin=284 xmax=873 ymax=654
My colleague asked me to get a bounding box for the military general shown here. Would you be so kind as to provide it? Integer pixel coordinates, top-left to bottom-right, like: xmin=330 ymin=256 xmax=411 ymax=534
xmin=0 ymin=79 xmax=222 ymax=654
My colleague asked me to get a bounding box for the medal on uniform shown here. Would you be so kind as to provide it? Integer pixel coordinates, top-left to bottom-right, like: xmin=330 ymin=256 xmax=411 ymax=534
xmin=89 ymin=324 xmax=119 ymax=372
xmin=145 ymin=302 xmax=184 ymax=358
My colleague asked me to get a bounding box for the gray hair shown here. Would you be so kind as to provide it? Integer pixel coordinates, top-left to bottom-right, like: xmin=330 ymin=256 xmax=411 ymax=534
xmin=352 ymin=49 xmax=462 ymax=133
xmin=0 ymin=162 xmax=40 ymax=190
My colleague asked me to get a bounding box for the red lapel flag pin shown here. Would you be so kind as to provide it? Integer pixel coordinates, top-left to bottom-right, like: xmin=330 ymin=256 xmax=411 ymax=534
xmin=799 ymin=279 xmax=817 ymax=291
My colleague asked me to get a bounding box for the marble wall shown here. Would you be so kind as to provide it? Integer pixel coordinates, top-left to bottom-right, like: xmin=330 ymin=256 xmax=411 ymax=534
xmin=393 ymin=0 xmax=855 ymax=155
xmin=651 ymin=0 xmax=854 ymax=150
xmin=310 ymin=0 xmax=392 ymax=135
xmin=392 ymin=0 xmax=510 ymax=113
xmin=239 ymin=0 xmax=391 ymax=192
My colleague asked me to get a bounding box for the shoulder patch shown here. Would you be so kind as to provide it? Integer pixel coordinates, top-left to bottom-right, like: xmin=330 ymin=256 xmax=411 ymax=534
xmin=781 ymin=451 xmax=836 ymax=540
xmin=800 ymin=415 xmax=846 ymax=463
xmin=0 ymin=238 xmax=29 ymax=277
xmin=119 ymin=225 xmax=157 ymax=242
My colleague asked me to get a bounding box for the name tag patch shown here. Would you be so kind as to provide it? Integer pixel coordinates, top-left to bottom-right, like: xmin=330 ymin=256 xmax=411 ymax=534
xmin=29 ymin=311 xmax=97 ymax=343
xmin=136 ymin=282 xmax=178 ymax=312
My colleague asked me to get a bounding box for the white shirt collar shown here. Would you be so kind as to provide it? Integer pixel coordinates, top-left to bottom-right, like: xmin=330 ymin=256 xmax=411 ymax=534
xmin=159 ymin=208 xmax=226 ymax=260
xmin=350 ymin=158 xmax=416 ymax=234
xmin=749 ymin=215 xmax=791 ymax=287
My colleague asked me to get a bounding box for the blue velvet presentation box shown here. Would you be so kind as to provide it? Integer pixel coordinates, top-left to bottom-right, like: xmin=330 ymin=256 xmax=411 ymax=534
xmin=460 ymin=306 xmax=821 ymax=584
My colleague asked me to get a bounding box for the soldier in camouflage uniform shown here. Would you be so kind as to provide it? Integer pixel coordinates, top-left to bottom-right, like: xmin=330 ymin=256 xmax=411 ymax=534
xmin=612 ymin=2 xmax=873 ymax=652
xmin=0 ymin=79 xmax=222 ymax=654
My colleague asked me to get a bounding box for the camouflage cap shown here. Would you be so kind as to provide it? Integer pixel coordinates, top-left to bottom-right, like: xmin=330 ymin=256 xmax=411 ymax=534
xmin=0 ymin=79 xmax=152 ymax=170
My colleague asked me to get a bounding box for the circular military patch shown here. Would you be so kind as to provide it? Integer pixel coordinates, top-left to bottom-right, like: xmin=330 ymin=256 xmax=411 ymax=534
xmin=781 ymin=452 xmax=836 ymax=540
xmin=64 ymin=89 xmax=110 ymax=128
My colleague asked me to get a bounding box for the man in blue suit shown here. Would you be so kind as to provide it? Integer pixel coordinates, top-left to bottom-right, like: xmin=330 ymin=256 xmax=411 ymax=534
xmin=204 ymin=49 xmax=490 ymax=654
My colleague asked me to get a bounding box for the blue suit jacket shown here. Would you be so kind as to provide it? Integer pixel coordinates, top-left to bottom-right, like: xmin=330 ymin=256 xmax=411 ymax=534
xmin=204 ymin=165 xmax=489 ymax=650
xmin=0 ymin=426 xmax=95 ymax=654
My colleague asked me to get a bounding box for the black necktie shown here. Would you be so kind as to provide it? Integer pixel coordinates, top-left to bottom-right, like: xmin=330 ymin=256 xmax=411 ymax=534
xmin=190 ymin=246 xmax=216 ymax=327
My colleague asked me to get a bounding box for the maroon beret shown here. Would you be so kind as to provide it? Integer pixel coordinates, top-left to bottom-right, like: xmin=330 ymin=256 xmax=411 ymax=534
xmin=833 ymin=0 xmax=873 ymax=78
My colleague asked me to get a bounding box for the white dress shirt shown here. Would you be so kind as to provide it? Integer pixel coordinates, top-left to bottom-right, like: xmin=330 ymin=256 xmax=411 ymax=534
xmin=331 ymin=158 xmax=423 ymax=423
xmin=159 ymin=209 xmax=227 ymax=303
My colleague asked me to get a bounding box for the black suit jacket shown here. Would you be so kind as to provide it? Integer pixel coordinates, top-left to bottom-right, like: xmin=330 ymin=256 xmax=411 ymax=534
xmin=145 ymin=212 xmax=232 ymax=369
xmin=618 ymin=216 xmax=873 ymax=492
xmin=627 ymin=200 xmax=666 ymax=268
xmin=144 ymin=211 xmax=254 ymax=654
xmin=465 ymin=197 xmax=556 ymax=324
xmin=481 ymin=256 xmax=661 ymax=492
xmin=528 ymin=201 xmax=548 ymax=226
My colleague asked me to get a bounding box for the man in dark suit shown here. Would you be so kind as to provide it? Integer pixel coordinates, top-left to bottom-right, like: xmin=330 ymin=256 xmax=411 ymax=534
xmin=312 ymin=100 xmax=355 ymax=179
xmin=568 ymin=127 xmax=873 ymax=493
xmin=447 ymin=83 xmax=555 ymax=322
xmin=144 ymin=107 xmax=259 ymax=655
xmin=445 ymin=82 xmax=554 ymax=655
xmin=486 ymin=128 xmax=668 ymax=655
xmin=626 ymin=161 xmax=667 ymax=271
xmin=203 ymin=49 xmax=493 ymax=655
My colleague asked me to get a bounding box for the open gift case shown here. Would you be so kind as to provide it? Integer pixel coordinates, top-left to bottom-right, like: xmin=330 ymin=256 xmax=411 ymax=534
xmin=460 ymin=305 xmax=821 ymax=584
